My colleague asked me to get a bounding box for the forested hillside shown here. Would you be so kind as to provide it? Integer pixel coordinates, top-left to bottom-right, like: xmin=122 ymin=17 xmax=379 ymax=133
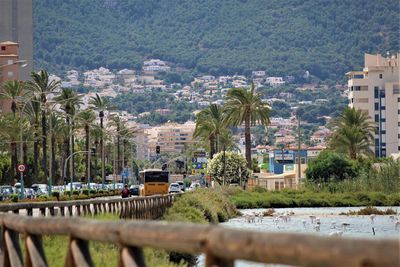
xmin=34 ymin=0 xmax=399 ymax=81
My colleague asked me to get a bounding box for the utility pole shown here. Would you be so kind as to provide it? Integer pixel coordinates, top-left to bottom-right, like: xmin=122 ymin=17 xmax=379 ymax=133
xmin=297 ymin=114 xmax=301 ymax=185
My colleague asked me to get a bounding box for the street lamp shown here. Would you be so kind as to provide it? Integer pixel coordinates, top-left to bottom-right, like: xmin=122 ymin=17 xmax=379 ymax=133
xmin=0 ymin=60 xmax=28 ymax=70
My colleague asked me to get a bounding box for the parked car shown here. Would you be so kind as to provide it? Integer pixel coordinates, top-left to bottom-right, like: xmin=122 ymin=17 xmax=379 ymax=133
xmin=189 ymin=182 xmax=201 ymax=191
xmin=176 ymin=181 xmax=185 ymax=192
xmin=129 ymin=185 xmax=140 ymax=196
xmin=168 ymin=183 xmax=181 ymax=194
xmin=0 ymin=186 xmax=14 ymax=200
xmin=31 ymin=184 xmax=49 ymax=196
xmin=24 ymin=188 xmax=35 ymax=199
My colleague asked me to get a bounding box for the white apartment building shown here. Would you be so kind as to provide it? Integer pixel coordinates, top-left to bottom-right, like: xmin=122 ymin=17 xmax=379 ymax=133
xmin=346 ymin=53 xmax=400 ymax=157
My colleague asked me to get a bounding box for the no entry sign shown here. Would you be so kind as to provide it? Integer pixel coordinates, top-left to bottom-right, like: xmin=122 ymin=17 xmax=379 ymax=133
xmin=17 ymin=164 xmax=26 ymax=173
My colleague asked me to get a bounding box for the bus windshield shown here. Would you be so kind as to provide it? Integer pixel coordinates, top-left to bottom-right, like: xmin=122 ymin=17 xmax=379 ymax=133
xmin=142 ymin=171 xmax=169 ymax=183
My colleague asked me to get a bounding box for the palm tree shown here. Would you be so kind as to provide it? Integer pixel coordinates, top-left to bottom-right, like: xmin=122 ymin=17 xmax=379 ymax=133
xmin=24 ymin=97 xmax=41 ymax=182
xmin=330 ymin=107 xmax=374 ymax=160
xmin=89 ymin=93 xmax=109 ymax=186
xmin=109 ymin=114 xmax=123 ymax=173
xmin=77 ymin=110 xmax=96 ymax=183
xmin=223 ymin=84 xmax=271 ymax=168
xmin=27 ymin=70 xmax=61 ymax=178
xmin=193 ymin=104 xmax=224 ymax=159
xmin=0 ymin=115 xmax=27 ymax=184
xmin=54 ymin=88 xmax=82 ymax=179
xmin=0 ymin=80 xmax=26 ymax=116
xmin=49 ymin=114 xmax=65 ymax=185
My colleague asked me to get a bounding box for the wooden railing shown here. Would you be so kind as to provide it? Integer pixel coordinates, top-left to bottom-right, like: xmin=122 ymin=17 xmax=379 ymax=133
xmin=0 ymin=195 xmax=175 ymax=219
xmin=0 ymin=213 xmax=398 ymax=267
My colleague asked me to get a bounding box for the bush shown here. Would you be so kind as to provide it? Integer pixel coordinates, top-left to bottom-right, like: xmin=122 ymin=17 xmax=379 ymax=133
xmin=72 ymin=190 xmax=80 ymax=196
xmin=51 ymin=191 xmax=60 ymax=200
xmin=10 ymin=194 xmax=18 ymax=202
xmin=305 ymin=151 xmax=355 ymax=183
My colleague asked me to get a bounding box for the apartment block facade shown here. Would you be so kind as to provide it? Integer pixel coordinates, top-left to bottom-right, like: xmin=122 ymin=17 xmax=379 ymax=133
xmin=0 ymin=0 xmax=33 ymax=81
xmin=347 ymin=53 xmax=400 ymax=157
xmin=146 ymin=122 xmax=196 ymax=157
xmin=0 ymin=41 xmax=22 ymax=113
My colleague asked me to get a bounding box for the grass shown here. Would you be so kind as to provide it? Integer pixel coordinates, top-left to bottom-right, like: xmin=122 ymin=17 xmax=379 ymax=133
xmin=339 ymin=206 xmax=398 ymax=216
xmin=18 ymin=213 xmax=183 ymax=267
xmin=163 ymin=188 xmax=238 ymax=224
xmin=227 ymin=187 xmax=400 ymax=209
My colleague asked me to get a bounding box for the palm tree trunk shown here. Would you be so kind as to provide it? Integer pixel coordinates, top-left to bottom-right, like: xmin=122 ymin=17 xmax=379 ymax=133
xmin=58 ymin=143 xmax=64 ymax=184
xmin=117 ymin=125 xmax=121 ymax=174
xmin=244 ymin=113 xmax=252 ymax=168
xmin=10 ymin=142 xmax=17 ymax=184
xmin=65 ymin=117 xmax=70 ymax=179
xmin=222 ymin=146 xmax=226 ymax=186
xmin=71 ymin=120 xmax=75 ymax=180
xmin=23 ymin=142 xmax=28 ymax=186
xmin=100 ymin=116 xmax=104 ymax=186
xmin=33 ymin=124 xmax=39 ymax=182
xmin=41 ymin=110 xmax=48 ymax=178
xmin=85 ymin=124 xmax=90 ymax=183
xmin=51 ymin=134 xmax=56 ymax=185
xmin=209 ymin=135 xmax=215 ymax=159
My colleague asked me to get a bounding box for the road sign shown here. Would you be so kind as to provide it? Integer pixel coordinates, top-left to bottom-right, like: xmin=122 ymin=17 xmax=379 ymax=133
xmin=194 ymin=151 xmax=206 ymax=157
xmin=17 ymin=164 xmax=26 ymax=173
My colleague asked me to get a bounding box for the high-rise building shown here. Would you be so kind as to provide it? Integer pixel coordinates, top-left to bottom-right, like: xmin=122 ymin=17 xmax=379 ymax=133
xmin=0 ymin=0 xmax=33 ymax=81
xmin=0 ymin=41 xmax=22 ymax=113
xmin=346 ymin=53 xmax=400 ymax=157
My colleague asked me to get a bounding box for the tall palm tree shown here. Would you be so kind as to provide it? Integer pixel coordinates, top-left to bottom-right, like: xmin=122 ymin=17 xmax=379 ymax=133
xmin=49 ymin=114 xmax=65 ymax=185
xmin=223 ymin=84 xmax=271 ymax=168
xmin=193 ymin=104 xmax=224 ymax=159
xmin=89 ymin=93 xmax=109 ymax=186
xmin=109 ymin=114 xmax=123 ymax=173
xmin=330 ymin=107 xmax=374 ymax=160
xmin=77 ymin=110 xmax=96 ymax=183
xmin=0 ymin=80 xmax=27 ymax=116
xmin=24 ymin=97 xmax=41 ymax=182
xmin=54 ymin=88 xmax=82 ymax=179
xmin=0 ymin=115 xmax=27 ymax=184
xmin=27 ymin=70 xmax=61 ymax=178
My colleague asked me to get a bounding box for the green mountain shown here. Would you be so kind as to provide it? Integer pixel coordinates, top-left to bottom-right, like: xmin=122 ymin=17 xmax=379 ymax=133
xmin=34 ymin=0 xmax=399 ymax=81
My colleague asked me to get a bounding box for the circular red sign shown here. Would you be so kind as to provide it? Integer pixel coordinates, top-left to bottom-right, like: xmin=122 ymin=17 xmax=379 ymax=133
xmin=17 ymin=164 xmax=26 ymax=173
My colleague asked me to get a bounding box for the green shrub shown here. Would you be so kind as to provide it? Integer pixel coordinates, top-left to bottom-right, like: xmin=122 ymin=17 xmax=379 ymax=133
xmin=72 ymin=190 xmax=80 ymax=196
xmin=10 ymin=194 xmax=18 ymax=202
xmin=51 ymin=191 xmax=60 ymax=200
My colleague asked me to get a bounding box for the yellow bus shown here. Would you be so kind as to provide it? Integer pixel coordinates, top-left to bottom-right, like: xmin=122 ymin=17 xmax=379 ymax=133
xmin=139 ymin=169 xmax=169 ymax=196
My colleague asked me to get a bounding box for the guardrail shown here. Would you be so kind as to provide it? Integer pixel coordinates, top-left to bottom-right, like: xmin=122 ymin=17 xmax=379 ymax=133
xmin=0 ymin=213 xmax=398 ymax=267
xmin=0 ymin=195 xmax=175 ymax=219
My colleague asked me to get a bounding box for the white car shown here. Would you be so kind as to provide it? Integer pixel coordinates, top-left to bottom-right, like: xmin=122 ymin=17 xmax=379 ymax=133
xmin=168 ymin=183 xmax=181 ymax=194
xmin=189 ymin=182 xmax=201 ymax=191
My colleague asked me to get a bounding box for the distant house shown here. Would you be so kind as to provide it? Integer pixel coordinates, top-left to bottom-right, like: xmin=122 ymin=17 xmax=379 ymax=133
xmin=252 ymin=70 xmax=266 ymax=77
xmin=266 ymin=77 xmax=285 ymax=87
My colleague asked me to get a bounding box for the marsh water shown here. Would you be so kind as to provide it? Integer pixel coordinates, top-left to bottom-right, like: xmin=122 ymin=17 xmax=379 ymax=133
xmin=198 ymin=206 xmax=400 ymax=267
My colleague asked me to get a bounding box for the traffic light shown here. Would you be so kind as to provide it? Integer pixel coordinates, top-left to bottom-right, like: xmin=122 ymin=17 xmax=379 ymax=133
xmin=156 ymin=145 xmax=160 ymax=154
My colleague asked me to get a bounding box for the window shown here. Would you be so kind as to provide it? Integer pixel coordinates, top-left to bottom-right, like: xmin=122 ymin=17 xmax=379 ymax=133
xmin=354 ymin=86 xmax=361 ymax=91
xmin=275 ymin=181 xmax=279 ymax=190
xmin=280 ymin=182 xmax=284 ymax=189
xmin=375 ymin=127 xmax=379 ymax=134
xmin=1 ymin=46 xmax=5 ymax=51
xmin=374 ymin=103 xmax=379 ymax=110
xmin=375 ymin=139 xmax=379 ymax=146
xmin=379 ymin=74 xmax=383 ymax=79
xmin=7 ymin=71 xmax=13 ymax=77
xmin=375 ymin=114 xmax=379 ymax=122
xmin=398 ymin=97 xmax=400 ymax=102
xmin=381 ymin=130 xmax=386 ymax=134
xmin=374 ymin=87 xmax=379 ymax=98
xmin=381 ymin=106 xmax=385 ymax=110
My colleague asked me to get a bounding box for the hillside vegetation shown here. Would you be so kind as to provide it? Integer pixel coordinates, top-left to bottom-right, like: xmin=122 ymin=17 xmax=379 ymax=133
xmin=34 ymin=0 xmax=399 ymax=81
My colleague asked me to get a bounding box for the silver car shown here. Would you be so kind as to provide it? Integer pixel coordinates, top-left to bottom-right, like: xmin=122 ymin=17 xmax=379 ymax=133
xmin=168 ymin=183 xmax=181 ymax=194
